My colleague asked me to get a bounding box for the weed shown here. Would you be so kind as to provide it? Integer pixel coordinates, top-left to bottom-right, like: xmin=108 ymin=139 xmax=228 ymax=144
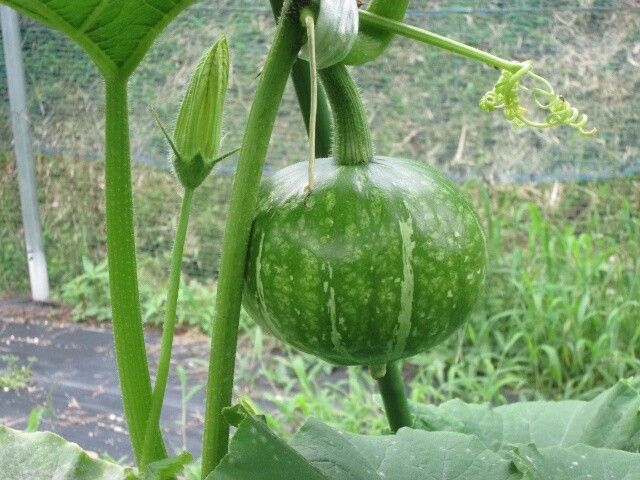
xmin=0 ymin=355 xmax=35 ymax=392
xmin=2 ymin=153 xmax=639 ymax=435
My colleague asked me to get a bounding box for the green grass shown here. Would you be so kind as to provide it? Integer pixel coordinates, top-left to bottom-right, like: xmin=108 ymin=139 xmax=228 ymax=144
xmin=3 ymin=153 xmax=637 ymax=436
xmin=0 ymin=355 xmax=35 ymax=392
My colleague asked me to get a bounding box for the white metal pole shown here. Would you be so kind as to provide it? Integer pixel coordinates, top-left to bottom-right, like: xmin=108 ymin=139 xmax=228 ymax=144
xmin=1 ymin=5 xmax=50 ymax=302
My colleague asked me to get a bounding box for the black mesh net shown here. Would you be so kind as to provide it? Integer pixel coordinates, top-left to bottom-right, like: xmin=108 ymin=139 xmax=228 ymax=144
xmin=1 ymin=0 xmax=638 ymax=284
xmin=1 ymin=0 xmax=638 ymax=183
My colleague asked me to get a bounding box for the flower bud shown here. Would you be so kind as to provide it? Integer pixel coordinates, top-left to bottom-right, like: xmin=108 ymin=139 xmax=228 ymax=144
xmin=173 ymin=36 xmax=230 ymax=189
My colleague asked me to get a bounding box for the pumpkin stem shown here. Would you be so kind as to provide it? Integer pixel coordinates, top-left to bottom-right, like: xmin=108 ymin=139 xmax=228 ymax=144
xmin=319 ymin=63 xmax=374 ymax=165
xmin=376 ymin=361 xmax=413 ymax=432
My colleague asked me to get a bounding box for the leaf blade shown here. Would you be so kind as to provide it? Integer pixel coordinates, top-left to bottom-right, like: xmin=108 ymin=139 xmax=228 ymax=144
xmin=511 ymin=443 xmax=640 ymax=480
xmin=411 ymin=378 xmax=640 ymax=452
xmin=0 ymin=426 xmax=136 ymax=480
xmin=211 ymin=410 xmax=517 ymax=480
xmin=0 ymin=0 xmax=197 ymax=77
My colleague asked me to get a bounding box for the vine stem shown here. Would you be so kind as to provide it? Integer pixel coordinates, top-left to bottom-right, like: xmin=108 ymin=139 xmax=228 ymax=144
xmin=376 ymin=361 xmax=413 ymax=432
xmin=359 ymin=10 xmax=521 ymax=73
xmin=269 ymin=0 xmax=332 ymax=158
xmin=200 ymin=0 xmax=304 ymax=476
xmin=104 ymin=76 xmax=166 ymax=465
xmin=140 ymin=188 xmax=194 ymax=469
xmin=302 ymin=8 xmax=317 ymax=190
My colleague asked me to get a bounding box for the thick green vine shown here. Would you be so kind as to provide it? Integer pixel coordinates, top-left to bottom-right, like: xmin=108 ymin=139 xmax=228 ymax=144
xmin=376 ymin=362 xmax=413 ymax=432
xmin=200 ymin=0 xmax=306 ymax=476
xmin=344 ymin=0 xmax=410 ymax=65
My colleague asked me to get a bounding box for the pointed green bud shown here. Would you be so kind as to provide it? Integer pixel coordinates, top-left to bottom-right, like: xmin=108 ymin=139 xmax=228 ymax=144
xmin=173 ymin=35 xmax=230 ymax=189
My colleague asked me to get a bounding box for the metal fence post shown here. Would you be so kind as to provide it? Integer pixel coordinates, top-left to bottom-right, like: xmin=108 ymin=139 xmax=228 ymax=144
xmin=1 ymin=5 xmax=50 ymax=302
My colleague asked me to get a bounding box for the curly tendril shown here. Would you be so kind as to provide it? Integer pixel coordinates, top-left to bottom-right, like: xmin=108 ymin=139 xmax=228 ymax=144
xmin=479 ymin=61 xmax=597 ymax=136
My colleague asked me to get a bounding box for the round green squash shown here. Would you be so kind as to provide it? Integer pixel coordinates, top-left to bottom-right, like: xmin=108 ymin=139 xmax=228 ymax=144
xmin=242 ymin=156 xmax=487 ymax=366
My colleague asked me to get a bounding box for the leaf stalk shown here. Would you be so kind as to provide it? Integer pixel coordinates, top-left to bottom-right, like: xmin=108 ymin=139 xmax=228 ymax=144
xmin=104 ymin=77 xmax=167 ymax=465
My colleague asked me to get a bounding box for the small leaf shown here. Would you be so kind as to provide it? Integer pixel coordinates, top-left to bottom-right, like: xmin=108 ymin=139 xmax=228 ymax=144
xmin=143 ymin=451 xmax=193 ymax=479
xmin=185 ymin=384 xmax=203 ymax=403
xmin=209 ymin=411 xmax=327 ymax=480
xmin=26 ymin=406 xmax=45 ymax=432
xmin=539 ymin=344 xmax=562 ymax=384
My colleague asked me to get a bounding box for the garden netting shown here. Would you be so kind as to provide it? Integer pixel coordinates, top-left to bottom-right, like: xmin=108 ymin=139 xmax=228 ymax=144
xmin=1 ymin=0 xmax=638 ymax=183
xmin=1 ymin=0 xmax=639 ymax=286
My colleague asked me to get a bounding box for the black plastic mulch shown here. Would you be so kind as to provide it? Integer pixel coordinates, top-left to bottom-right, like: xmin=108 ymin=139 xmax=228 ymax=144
xmin=0 ymin=299 xmax=214 ymax=461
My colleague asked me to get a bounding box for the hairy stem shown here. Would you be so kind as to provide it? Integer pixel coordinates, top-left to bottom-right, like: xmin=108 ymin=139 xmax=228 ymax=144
xmin=344 ymin=0 xmax=410 ymax=65
xmin=140 ymin=188 xmax=193 ymax=468
xmin=376 ymin=361 xmax=413 ymax=432
xmin=319 ymin=64 xmax=374 ymax=166
xmin=359 ymin=10 xmax=521 ymax=72
xmin=104 ymin=76 xmax=166 ymax=465
xmin=200 ymin=1 xmax=304 ymax=476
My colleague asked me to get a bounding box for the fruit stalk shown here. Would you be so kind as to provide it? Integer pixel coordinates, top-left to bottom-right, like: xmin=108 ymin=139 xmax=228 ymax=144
xmin=319 ymin=63 xmax=373 ymax=165
xmin=200 ymin=0 xmax=304 ymax=476
xmin=376 ymin=362 xmax=413 ymax=432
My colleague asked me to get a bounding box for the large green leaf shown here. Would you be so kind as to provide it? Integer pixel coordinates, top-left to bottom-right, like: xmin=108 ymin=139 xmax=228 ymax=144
xmin=209 ymin=411 xmax=518 ymax=480
xmin=0 ymin=0 xmax=196 ymax=77
xmin=291 ymin=419 xmax=519 ymax=480
xmin=412 ymin=378 xmax=640 ymax=452
xmin=510 ymin=443 xmax=640 ymax=480
xmin=209 ymin=413 xmax=327 ymax=480
xmin=0 ymin=426 xmax=136 ymax=479
xmin=207 ymin=382 xmax=640 ymax=480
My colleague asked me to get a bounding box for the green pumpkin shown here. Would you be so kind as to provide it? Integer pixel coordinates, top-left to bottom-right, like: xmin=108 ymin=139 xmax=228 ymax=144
xmin=242 ymin=156 xmax=487 ymax=366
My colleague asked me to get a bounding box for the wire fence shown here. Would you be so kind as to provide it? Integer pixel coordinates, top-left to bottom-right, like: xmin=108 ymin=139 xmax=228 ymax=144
xmin=1 ymin=0 xmax=639 ymax=292
xmin=1 ymin=0 xmax=639 ymax=184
